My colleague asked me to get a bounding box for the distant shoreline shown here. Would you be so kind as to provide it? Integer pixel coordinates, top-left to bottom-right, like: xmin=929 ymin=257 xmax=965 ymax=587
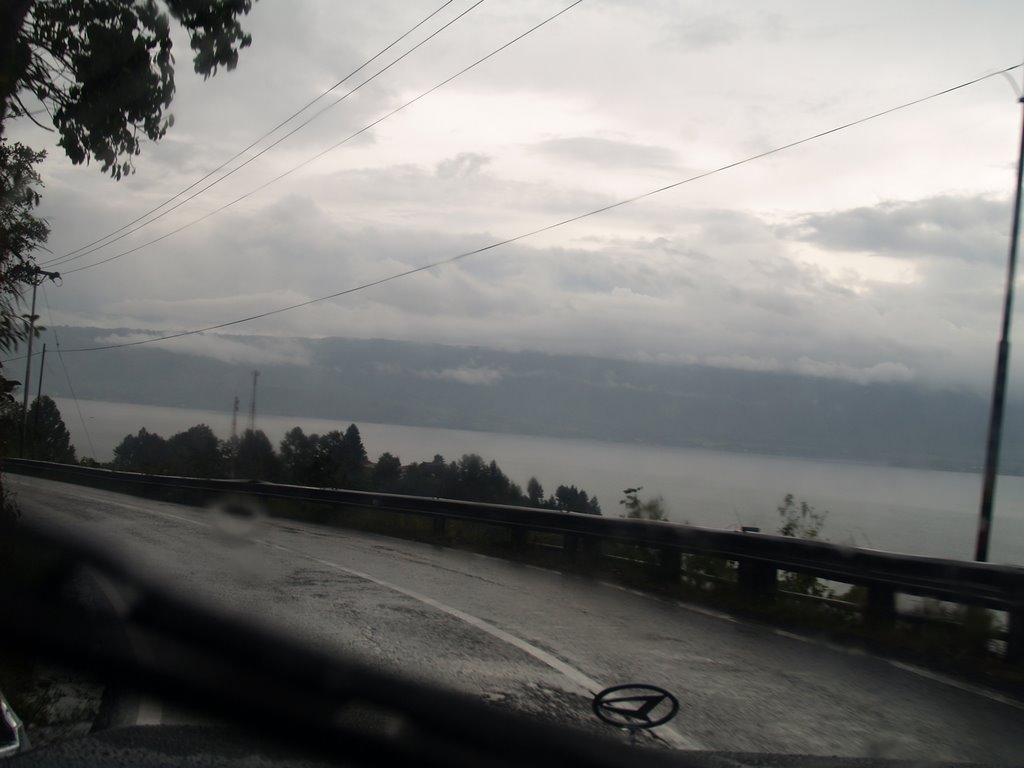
xmin=55 ymin=395 xmax=1005 ymax=479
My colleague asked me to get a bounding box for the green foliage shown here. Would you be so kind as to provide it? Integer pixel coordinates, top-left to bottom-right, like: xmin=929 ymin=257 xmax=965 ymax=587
xmin=396 ymin=454 xmax=447 ymax=498
xmin=526 ymin=477 xmax=544 ymax=506
xmin=683 ymin=552 xmax=735 ymax=590
xmin=25 ymin=395 xmax=75 ymax=463
xmin=318 ymin=424 xmax=368 ymax=489
xmin=234 ymin=428 xmax=279 ymax=481
xmin=619 ymin=486 xmax=667 ymax=521
xmin=0 ymin=139 xmax=48 ymax=399
xmin=278 ymin=426 xmax=321 ymax=486
xmin=552 ymin=484 xmax=601 ymax=515
xmin=5 ymin=0 xmax=254 ymax=178
xmin=0 ymin=373 xmax=20 ymax=455
xmin=371 ymin=452 xmax=402 ymax=493
xmin=166 ymin=423 xmax=222 ymax=477
xmin=113 ymin=427 xmax=170 ymax=473
xmin=109 ymin=420 xmax=601 ymax=509
xmin=776 ymin=493 xmax=827 ymax=539
xmin=776 ymin=493 xmax=832 ymax=597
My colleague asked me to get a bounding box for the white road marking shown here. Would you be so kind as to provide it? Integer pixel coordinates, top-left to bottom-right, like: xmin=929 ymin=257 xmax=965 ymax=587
xmin=263 ymin=539 xmax=703 ymax=751
xmin=886 ymin=661 xmax=1024 ymax=711
xmin=597 ymin=579 xmax=738 ymax=623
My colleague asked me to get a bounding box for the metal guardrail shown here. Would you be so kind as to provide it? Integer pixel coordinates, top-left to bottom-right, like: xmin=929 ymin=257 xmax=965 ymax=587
xmin=5 ymin=458 xmax=1023 ymax=663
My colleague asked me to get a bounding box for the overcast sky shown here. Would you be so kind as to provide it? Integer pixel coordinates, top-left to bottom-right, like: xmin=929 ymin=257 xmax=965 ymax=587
xmin=8 ymin=0 xmax=1024 ymax=394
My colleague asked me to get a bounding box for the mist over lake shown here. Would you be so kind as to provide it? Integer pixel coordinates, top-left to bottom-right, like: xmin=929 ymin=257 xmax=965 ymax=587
xmin=56 ymin=398 xmax=1024 ymax=566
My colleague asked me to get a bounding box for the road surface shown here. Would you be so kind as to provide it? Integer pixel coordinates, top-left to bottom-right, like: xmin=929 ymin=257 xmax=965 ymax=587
xmin=8 ymin=475 xmax=1024 ymax=762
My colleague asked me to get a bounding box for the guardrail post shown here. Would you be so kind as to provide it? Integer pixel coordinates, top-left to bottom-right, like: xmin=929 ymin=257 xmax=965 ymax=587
xmin=563 ymin=534 xmax=599 ymax=569
xmin=510 ymin=527 xmax=529 ymax=554
xmin=737 ymin=560 xmax=777 ymax=601
xmin=865 ymin=585 xmax=896 ymax=631
xmin=432 ymin=516 xmax=447 ymax=539
xmin=657 ymin=548 xmax=682 ymax=584
xmin=563 ymin=533 xmax=579 ymax=562
xmin=1009 ymin=608 xmax=1024 ymax=665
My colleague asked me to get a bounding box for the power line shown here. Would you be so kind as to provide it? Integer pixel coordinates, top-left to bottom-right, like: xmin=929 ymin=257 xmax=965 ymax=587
xmin=60 ymin=0 xmax=582 ymax=277
xmin=43 ymin=63 xmax=1021 ymax=355
xmin=41 ymin=283 xmax=96 ymax=459
xmin=39 ymin=0 xmax=458 ymax=268
xmin=46 ymin=0 xmax=487 ymax=270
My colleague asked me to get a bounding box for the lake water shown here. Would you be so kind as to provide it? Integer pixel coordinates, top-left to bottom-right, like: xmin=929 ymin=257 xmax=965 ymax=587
xmin=55 ymin=398 xmax=1024 ymax=566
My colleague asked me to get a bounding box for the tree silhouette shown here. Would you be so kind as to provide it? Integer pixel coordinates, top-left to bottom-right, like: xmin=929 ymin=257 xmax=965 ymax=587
xmin=619 ymin=486 xmax=665 ymax=521
xmin=1 ymin=1 xmax=255 ymax=174
xmin=527 ymin=477 xmax=545 ymax=507
xmin=279 ymin=426 xmax=322 ymax=486
xmin=371 ymin=452 xmax=402 ymax=493
xmin=25 ymin=395 xmax=75 ymax=463
xmin=113 ymin=427 xmax=170 ymax=474
xmin=167 ymin=424 xmax=223 ymax=478
xmin=235 ymin=429 xmax=279 ymax=482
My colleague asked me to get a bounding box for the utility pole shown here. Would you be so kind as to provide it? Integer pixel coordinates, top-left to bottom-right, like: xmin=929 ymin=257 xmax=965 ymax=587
xmin=35 ymin=343 xmax=45 ymax=404
xmin=976 ymin=86 xmax=1024 ymax=562
xmin=248 ymin=370 xmax=260 ymax=433
xmin=19 ymin=267 xmax=61 ymax=457
xmin=29 ymin=343 xmax=46 ymax=458
xmin=229 ymin=394 xmax=240 ymax=480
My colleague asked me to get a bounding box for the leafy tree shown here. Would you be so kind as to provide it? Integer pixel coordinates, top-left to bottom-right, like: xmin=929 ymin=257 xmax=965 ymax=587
xmin=0 ymin=140 xmax=49 ymax=478
xmin=24 ymin=394 xmax=74 ymax=462
xmin=234 ymin=428 xmax=279 ymax=482
xmin=776 ymin=493 xmax=827 ymax=539
xmin=776 ymin=493 xmax=831 ymax=597
xmin=371 ymin=452 xmax=402 ymax=493
xmin=434 ymin=454 xmax=526 ymax=505
xmin=317 ymin=425 xmax=368 ymax=489
xmin=397 ymin=454 xmax=447 ymax=497
xmin=0 ymin=0 xmax=254 ymax=518
xmin=1 ymin=1 xmax=255 ymax=175
xmin=526 ymin=476 xmax=544 ymax=507
xmin=553 ymin=484 xmax=601 ymax=515
xmin=619 ymin=486 xmax=666 ymax=521
xmin=0 ymin=139 xmax=48 ymax=350
xmin=279 ymin=426 xmax=321 ymax=486
xmin=0 ymin=374 xmax=20 ymax=457
xmin=113 ymin=427 xmax=170 ymax=474
xmin=167 ymin=423 xmax=222 ymax=477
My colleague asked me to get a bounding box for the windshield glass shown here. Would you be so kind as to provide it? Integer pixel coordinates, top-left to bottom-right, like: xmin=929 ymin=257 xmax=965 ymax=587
xmin=2 ymin=2 xmax=1024 ymax=765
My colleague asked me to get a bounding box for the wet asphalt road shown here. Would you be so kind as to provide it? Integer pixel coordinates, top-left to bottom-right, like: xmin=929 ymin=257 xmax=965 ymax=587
xmin=9 ymin=475 xmax=1024 ymax=763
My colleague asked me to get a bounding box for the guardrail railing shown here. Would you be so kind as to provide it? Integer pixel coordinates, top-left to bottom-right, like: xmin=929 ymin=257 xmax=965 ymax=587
xmin=5 ymin=457 xmax=1023 ymax=664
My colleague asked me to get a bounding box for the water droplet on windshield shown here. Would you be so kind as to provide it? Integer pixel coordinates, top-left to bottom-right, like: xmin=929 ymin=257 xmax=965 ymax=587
xmin=208 ymin=497 xmax=268 ymax=545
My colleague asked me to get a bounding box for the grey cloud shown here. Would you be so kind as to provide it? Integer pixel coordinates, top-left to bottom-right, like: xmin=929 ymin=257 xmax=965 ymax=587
xmin=92 ymin=333 xmax=312 ymax=366
xmin=669 ymin=14 xmax=743 ymax=50
xmin=792 ymin=358 xmax=915 ymax=385
xmin=531 ymin=137 xmax=677 ymax=170
xmin=417 ymin=366 xmax=504 ymax=385
xmin=785 ymin=195 xmax=1010 ymax=263
xmin=436 ymin=152 xmax=491 ymax=179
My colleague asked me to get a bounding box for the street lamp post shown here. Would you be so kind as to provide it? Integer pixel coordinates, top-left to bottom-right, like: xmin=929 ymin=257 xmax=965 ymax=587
xmin=975 ymin=89 xmax=1024 ymax=563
